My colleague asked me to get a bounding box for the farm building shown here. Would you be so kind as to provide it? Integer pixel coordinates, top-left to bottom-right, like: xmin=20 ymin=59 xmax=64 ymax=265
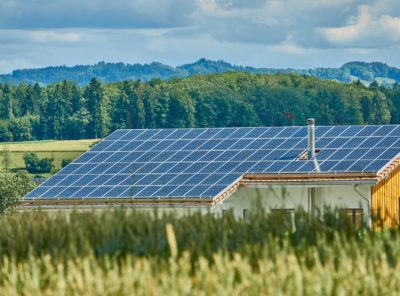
xmin=22 ymin=119 xmax=400 ymax=228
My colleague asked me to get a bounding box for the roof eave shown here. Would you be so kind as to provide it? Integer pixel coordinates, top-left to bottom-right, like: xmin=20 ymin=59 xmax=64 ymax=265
xmin=18 ymin=198 xmax=213 ymax=209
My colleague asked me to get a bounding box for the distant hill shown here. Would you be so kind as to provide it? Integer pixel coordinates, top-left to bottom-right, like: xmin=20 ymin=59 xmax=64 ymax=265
xmin=0 ymin=58 xmax=399 ymax=86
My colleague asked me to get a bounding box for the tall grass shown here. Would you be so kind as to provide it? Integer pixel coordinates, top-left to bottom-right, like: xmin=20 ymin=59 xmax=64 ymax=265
xmin=1 ymin=208 xmax=400 ymax=294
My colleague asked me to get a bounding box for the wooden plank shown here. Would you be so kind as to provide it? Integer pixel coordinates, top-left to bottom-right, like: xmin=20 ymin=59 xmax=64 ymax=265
xmin=372 ymin=165 xmax=400 ymax=228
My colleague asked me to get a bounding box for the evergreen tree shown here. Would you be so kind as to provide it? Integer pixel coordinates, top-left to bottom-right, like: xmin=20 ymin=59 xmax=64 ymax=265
xmin=84 ymin=78 xmax=110 ymax=138
xmin=131 ymin=83 xmax=146 ymax=129
xmin=46 ymin=83 xmax=68 ymax=139
xmin=111 ymin=81 xmax=130 ymax=129
xmin=0 ymin=84 xmax=14 ymax=120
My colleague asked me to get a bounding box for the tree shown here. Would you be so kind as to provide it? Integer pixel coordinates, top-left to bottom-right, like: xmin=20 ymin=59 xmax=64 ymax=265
xmin=84 ymin=78 xmax=110 ymax=138
xmin=0 ymin=170 xmax=35 ymax=214
xmin=20 ymin=84 xmax=41 ymax=116
xmin=0 ymin=84 xmax=14 ymax=120
xmin=45 ymin=81 xmax=75 ymax=139
xmin=195 ymin=98 xmax=217 ymax=127
xmin=22 ymin=152 xmax=54 ymax=174
xmin=111 ymin=83 xmax=130 ymax=129
xmin=8 ymin=116 xmax=34 ymax=141
xmin=0 ymin=122 xmax=12 ymax=142
xmin=65 ymin=108 xmax=90 ymax=139
xmin=166 ymin=89 xmax=195 ymax=128
xmin=371 ymin=92 xmax=391 ymax=124
xmin=131 ymin=83 xmax=146 ymax=129
xmin=230 ymin=101 xmax=262 ymax=127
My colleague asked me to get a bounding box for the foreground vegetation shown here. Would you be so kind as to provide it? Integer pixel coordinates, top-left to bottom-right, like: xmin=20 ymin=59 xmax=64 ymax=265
xmin=1 ymin=209 xmax=400 ymax=294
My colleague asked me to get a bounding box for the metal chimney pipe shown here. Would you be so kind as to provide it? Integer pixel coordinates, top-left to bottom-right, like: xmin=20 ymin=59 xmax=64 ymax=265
xmin=307 ymin=118 xmax=315 ymax=160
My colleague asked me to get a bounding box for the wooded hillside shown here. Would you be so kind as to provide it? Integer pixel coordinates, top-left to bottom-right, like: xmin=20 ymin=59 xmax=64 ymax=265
xmin=1 ymin=59 xmax=399 ymax=86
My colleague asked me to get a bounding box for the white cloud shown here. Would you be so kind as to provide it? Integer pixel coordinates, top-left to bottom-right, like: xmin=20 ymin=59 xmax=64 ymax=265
xmin=31 ymin=32 xmax=81 ymax=43
xmin=319 ymin=3 xmax=400 ymax=47
xmin=0 ymin=30 xmax=81 ymax=44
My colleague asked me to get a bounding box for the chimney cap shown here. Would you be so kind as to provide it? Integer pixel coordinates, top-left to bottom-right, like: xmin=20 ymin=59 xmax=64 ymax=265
xmin=307 ymin=118 xmax=315 ymax=124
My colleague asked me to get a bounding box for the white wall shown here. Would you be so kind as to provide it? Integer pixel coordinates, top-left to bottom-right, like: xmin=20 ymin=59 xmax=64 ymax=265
xmin=213 ymin=184 xmax=371 ymax=221
xmin=18 ymin=204 xmax=211 ymax=217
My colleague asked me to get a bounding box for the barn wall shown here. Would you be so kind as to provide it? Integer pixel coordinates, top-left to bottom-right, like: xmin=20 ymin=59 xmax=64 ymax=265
xmin=372 ymin=166 xmax=400 ymax=228
xmin=218 ymin=184 xmax=371 ymax=220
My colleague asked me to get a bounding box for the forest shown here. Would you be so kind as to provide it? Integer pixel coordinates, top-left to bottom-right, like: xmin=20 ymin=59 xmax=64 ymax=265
xmin=0 ymin=72 xmax=399 ymax=142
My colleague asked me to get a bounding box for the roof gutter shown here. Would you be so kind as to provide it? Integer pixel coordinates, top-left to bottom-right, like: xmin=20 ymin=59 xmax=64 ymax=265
xmin=241 ymin=179 xmax=377 ymax=187
xmin=18 ymin=198 xmax=214 ymax=209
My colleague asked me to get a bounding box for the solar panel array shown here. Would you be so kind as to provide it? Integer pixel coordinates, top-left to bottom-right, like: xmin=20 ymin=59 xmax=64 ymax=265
xmin=25 ymin=125 xmax=400 ymax=200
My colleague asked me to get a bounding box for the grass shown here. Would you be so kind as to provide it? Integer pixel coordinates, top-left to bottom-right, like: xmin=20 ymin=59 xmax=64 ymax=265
xmin=1 ymin=208 xmax=400 ymax=294
xmin=0 ymin=139 xmax=97 ymax=174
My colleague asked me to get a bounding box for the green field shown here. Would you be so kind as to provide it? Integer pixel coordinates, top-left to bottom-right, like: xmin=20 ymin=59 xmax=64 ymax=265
xmin=1 ymin=209 xmax=400 ymax=294
xmin=0 ymin=139 xmax=97 ymax=174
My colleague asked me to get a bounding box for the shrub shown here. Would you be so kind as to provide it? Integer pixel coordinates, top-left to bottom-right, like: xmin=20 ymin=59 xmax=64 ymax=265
xmin=61 ymin=159 xmax=72 ymax=168
xmin=0 ymin=170 xmax=35 ymax=214
xmin=22 ymin=152 xmax=54 ymax=174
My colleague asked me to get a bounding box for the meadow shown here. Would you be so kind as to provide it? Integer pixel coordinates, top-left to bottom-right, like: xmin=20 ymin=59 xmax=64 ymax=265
xmin=1 ymin=208 xmax=400 ymax=295
xmin=0 ymin=139 xmax=96 ymax=174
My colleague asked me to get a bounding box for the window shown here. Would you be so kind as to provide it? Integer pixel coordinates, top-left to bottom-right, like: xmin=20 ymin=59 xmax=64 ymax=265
xmin=243 ymin=209 xmax=250 ymax=220
xmin=340 ymin=209 xmax=363 ymax=227
xmin=271 ymin=209 xmax=295 ymax=228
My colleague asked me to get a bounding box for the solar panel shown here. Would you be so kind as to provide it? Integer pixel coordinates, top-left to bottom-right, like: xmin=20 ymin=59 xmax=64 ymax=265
xmin=118 ymin=130 xmax=143 ymax=140
xmin=165 ymin=174 xmax=189 ymax=185
xmin=186 ymin=186 xmax=210 ymax=197
xmin=24 ymin=125 xmax=400 ymax=201
xmin=106 ymin=186 xmax=130 ymax=197
xmin=280 ymin=161 xmax=304 ymax=172
xmin=315 ymin=126 xmax=332 ymax=137
xmin=170 ymin=185 xmax=192 ymax=197
xmin=296 ymin=161 xmax=315 ymax=172
xmin=58 ymin=186 xmax=81 ymax=197
xmin=152 ymin=173 xmax=176 ymax=185
xmin=389 ymin=126 xmax=400 ymax=137
xmin=90 ymin=141 xmax=113 ymax=152
xmin=105 ymin=129 xmax=129 ymax=140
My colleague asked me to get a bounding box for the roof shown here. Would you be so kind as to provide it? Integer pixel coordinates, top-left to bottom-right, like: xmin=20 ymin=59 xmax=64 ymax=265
xmin=23 ymin=125 xmax=400 ymax=205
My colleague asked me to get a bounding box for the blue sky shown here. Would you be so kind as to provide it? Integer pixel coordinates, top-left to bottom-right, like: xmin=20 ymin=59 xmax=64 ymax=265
xmin=0 ymin=0 xmax=399 ymax=73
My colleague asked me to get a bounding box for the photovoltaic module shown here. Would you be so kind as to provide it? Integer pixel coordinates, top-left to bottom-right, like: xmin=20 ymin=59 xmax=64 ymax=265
xmin=24 ymin=125 xmax=400 ymax=200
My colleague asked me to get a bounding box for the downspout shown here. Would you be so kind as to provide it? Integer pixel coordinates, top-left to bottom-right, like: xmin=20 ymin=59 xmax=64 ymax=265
xmin=354 ymin=184 xmax=371 ymax=228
